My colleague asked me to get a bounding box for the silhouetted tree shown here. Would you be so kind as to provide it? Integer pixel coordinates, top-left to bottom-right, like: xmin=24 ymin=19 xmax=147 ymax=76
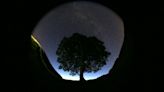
xmin=56 ymin=33 xmax=110 ymax=81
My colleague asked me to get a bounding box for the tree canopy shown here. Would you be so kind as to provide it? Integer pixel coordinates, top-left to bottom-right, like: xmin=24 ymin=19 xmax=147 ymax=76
xmin=56 ymin=33 xmax=110 ymax=81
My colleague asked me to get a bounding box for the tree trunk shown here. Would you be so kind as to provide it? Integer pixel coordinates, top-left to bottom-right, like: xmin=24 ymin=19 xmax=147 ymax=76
xmin=80 ymin=66 xmax=85 ymax=81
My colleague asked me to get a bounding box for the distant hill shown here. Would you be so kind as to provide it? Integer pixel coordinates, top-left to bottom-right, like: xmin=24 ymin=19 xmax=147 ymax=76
xmin=29 ymin=37 xmax=62 ymax=81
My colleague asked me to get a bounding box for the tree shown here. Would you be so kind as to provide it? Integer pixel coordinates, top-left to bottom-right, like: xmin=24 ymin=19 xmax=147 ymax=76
xmin=56 ymin=33 xmax=110 ymax=81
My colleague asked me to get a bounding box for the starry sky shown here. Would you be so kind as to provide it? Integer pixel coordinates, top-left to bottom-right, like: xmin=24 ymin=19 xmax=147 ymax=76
xmin=32 ymin=1 xmax=124 ymax=81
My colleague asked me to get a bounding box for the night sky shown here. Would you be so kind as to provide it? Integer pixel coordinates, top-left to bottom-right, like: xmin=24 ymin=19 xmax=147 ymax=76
xmin=7 ymin=0 xmax=162 ymax=91
xmin=32 ymin=1 xmax=124 ymax=81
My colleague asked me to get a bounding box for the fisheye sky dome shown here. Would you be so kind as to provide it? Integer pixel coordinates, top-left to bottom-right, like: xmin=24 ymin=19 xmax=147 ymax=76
xmin=32 ymin=1 xmax=124 ymax=81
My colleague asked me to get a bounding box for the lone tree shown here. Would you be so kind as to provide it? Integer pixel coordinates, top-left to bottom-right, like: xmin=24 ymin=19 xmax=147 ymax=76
xmin=56 ymin=33 xmax=110 ymax=81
